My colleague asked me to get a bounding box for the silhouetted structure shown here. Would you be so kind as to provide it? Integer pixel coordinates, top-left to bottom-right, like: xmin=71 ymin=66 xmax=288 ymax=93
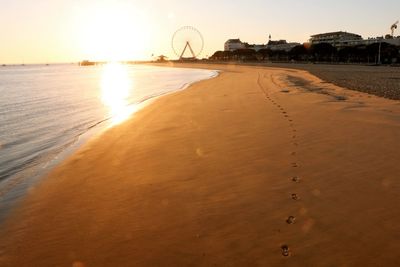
xmin=79 ymin=60 xmax=96 ymax=66
xmin=224 ymin=39 xmax=246 ymax=51
xmin=210 ymin=41 xmax=400 ymax=64
xmin=310 ymin=31 xmax=362 ymax=48
xmin=156 ymin=55 xmax=168 ymax=62
xmin=172 ymin=26 xmax=204 ymax=60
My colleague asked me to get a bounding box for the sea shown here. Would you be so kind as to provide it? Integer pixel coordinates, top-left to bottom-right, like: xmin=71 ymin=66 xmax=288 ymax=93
xmin=0 ymin=63 xmax=217 ymax=217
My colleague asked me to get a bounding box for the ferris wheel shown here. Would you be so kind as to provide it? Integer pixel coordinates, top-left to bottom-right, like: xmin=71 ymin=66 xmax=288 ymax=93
xmin=172 ymin=26 xmax=204 ymax=60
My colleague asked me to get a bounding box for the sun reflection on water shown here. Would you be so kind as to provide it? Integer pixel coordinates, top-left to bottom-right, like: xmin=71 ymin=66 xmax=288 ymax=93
xmin=100 ymin=63 xmax=136 ymax=125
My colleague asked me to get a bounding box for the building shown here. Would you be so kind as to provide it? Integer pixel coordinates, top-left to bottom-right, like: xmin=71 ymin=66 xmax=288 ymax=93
xmin=309 ymin=31 xmax=363 ymax=48
xmin=363 ymin=37 xmax=400 ymax=46
xmin=224 ymin=38 xmax=300 ymax=52
xmin=383 ymin=37 xmax=400 ymax=46
xmin=224 ymin=39 xmax=246 ymax=51
xmin=266 ymin=40 xmax=301 ymax=51
xmin=310 ymin=31 xmax=400 ymax=48
xmin=245 ymin=44 xmax=267 ymax=52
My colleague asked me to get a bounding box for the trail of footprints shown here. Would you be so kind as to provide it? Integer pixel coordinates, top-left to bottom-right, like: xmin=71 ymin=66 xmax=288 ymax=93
xmin=258 ymin=73 xmax=302 ymax=258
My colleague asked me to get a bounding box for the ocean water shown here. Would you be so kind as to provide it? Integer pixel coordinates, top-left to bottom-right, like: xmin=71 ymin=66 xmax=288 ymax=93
xmin=0 ymin=63 xmax=216 ymax=207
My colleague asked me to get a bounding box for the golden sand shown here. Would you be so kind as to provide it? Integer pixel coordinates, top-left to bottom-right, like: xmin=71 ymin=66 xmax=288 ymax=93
xmin=1 ymin=64 xmax=400 ymax=266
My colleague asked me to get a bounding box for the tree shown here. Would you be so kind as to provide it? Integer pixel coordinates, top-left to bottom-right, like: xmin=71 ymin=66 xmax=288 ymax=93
xmin=310 ymin=43 xmax=337 ymax=62
xmin=289 ymin=45 xmax=309 ymax=61
xmin=258 ymin=48 xmax=273 ymax=61
xmin=366 ymin=42 xmax=399 ymax=64
xmin=210 ymin=51 xmax=224 ymax=60
xmin=210 ymin=50 xmax=233 ymax=60
xmin=271 ymin=50 xmax=288 ymax=61
xmin=232 ymin=49 xmax=257 ymax=61
xmin=380 ymin=43 xmax=399 ymax=63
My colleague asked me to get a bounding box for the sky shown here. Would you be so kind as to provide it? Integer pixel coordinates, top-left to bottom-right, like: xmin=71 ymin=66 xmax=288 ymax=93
xmin=0 ymin=0 xmax=399 ymax=64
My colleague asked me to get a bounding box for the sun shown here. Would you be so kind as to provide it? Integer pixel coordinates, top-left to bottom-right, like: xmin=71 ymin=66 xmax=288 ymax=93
xmin=75 ymin=2 xmax=150 ymax=61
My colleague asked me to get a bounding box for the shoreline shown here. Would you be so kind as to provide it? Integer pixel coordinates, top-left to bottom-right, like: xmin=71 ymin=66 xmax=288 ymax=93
xmin=0 ymin=65 xmax=218 ymax=224
xmin=1 ymin=64 xmax=399 ymax=266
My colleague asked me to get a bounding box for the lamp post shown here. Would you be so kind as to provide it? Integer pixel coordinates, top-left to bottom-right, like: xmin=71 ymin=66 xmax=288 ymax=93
xmin=377 ymin=39 xmax=382 ymax=65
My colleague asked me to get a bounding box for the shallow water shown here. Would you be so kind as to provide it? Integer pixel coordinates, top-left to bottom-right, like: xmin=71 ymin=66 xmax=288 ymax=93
xmin=0 ymin=63 xmax=216 ymax=205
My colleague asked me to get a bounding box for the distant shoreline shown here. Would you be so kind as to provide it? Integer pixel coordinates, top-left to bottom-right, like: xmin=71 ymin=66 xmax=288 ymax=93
xmin=4 ymin=61 xmax=399 ymax=100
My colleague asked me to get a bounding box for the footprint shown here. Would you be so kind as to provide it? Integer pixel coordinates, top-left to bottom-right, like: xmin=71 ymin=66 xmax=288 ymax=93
xmin=292 ymin=163 xmax=298 ymax=168
xmin=291 ymin=194 xmax=299 ymax=200
xmin=281 ymin=245 xmax=290 ymax=257
xmin=286 ymin=216 xmax=296 ymax=224
xmin=291 ymin=151 xmax=296 ymax=156
xmin=292 ymin=176 xmax=300 ymax=182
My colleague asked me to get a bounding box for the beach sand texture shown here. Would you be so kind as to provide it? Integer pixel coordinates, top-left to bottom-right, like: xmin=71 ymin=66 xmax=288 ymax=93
xmin=1 ymin=64 xmax=400 ymax=266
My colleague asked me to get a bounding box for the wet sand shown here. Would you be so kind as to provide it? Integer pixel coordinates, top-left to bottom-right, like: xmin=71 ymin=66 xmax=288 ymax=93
xmin=1 ymin=64 xmax=400 ymax=266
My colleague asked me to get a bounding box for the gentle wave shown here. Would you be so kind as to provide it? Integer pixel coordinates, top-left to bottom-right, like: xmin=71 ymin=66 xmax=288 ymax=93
xmin=0 ymin=64 xmax=217 ymax=205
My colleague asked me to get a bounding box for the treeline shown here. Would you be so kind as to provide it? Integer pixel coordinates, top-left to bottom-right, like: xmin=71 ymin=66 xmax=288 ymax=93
xmin=210 ymin=42 xmax=400 ymax=64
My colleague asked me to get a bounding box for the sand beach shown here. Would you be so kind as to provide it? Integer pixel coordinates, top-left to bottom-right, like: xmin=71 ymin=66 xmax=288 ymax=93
xmin=0 ymin=64 xmax=399 ymax=266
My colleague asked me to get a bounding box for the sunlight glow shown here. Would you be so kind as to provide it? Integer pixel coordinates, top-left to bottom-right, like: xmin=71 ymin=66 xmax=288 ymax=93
xmin=75 ymin=2 xmax=150 ymax=61
xmin=100 ymin=63 xmax=136 ymax=125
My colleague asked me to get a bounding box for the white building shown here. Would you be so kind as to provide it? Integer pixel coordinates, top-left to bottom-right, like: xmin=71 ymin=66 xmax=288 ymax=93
xmin=224 ymin=39 xmax=246 ymax=51
xmin=362 ymin=37 xmax=400 ymax=46
xmin=224 ymin=38 xmax=300 ymax=52
xmin=310 ymin=31 xmax=363 ymax=48
xmin=266 ymin=40 xmax=301 ymax=51
xmin=310 ymin=31 xmax=400 ymax=48
xmin=246 ymin=44 xmax=267 ymax=51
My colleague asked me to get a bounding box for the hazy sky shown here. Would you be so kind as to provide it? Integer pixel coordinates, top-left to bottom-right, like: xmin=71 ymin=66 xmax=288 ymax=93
xmin=0 ymin=0 xmax=399 ymax=63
